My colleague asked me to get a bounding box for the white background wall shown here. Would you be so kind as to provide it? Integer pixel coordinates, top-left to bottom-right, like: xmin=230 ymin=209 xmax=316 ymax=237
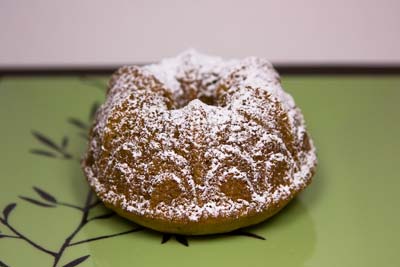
xmin=1 ymin=0 xmax=399 ymax=67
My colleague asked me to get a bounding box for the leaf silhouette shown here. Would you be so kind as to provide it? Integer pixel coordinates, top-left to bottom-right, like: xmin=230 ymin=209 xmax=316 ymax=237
xmin=30 ymin=149 xmax=57 ymax=158
xmin=90 ymin=102 xmax=100 ymax=121
xmin=0 ymin=260 xmax=10 ymax=267
xmin=161 ymin=234 xmax=171 ymax=244
xmin=61 ymin=136 xmax=69 ymax=149
xmin=175 ymin=235 xmax=189 ymax=247
xmin=2 ymin=203 xmax=16 ymax=221
xmin=230 ymin=230 xmax=266 ymax=240
xmin=19 ymin=196 xmax=55 ymax=207
xmin=68 ymin=118 xmax=88 ymax=130
xmin=62 ymin=255 xmax=90 ymax=267
xmin=31 ymin=131 xmax=61 ymax=152
xmin=63 ymin=152 xmax=73 ymax=159
xmin=33 ymin=187 xmax=57 ymax=203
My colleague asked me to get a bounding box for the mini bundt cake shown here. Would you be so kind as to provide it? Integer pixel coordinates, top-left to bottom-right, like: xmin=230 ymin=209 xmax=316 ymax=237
xmin=82 ymin=50 xmax=317 ymax=235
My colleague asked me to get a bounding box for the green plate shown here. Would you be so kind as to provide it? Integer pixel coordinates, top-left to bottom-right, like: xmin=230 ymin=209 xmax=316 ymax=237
xmin=0 ymin=75 xmax=399 ymax=267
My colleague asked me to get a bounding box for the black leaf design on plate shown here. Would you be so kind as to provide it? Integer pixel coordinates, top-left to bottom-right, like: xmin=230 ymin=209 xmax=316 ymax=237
xmin=161 ymin=234 xmax=171 ymax=244
xmin=0 ymin=260 xmax=10 ymax=267
xmin=61 ymin=136 xmax=69 ymax=149
xmin=31 ymin=131 xmax=62 ymax=152
xmin=2 ymin=203 xmax=16 ymax=221
xmin=30 ymin=130 xmax=73 ymax=159
xmin=229 ymin=230 xmax=266 ymax=240
xmin=68 ymin=118 xmax=88 ymax=130
xmin=89 ymin=102 xmax=100 ymax=121
xmin=30 ymin=149 xmax=57 ymax=158
xmin=19 ymin=196 xmax=55 ymax=208
xmin=175 ymin=235 xmax=189 ymax=247
xmin=62 ymin=255 xmax=90 ymax=267
xmin=33 ymin=187 xmax=57 ymax=204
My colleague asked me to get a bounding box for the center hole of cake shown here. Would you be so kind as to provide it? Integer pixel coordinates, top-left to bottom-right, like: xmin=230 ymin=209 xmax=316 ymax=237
xmin=184 ymin=94 xmax=217 ymax=108
xmin=198 ymin=95 xmax=216 ymax=106
xmin=170 ymin=78 xmax=220 ymax=109
xmin=172 ymin=92 xmax=218 ymax=109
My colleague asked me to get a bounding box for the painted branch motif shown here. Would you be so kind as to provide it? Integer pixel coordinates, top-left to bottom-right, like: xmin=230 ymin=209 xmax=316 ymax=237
xmin=0 ymin=187 xmax=143 ymax=267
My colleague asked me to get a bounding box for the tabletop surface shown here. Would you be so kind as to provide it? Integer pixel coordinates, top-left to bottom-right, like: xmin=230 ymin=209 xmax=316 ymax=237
xmin=0 ymin=75 xmax=399 ymax=267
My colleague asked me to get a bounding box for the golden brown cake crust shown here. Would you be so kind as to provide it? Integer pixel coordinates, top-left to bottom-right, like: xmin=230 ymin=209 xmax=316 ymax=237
xmin=82 ymin=50 xmax=317 ymax=235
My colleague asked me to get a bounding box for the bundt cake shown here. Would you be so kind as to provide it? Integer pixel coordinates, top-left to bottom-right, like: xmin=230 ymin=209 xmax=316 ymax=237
xmin=82 ymin=50 xmax=317 ymax=235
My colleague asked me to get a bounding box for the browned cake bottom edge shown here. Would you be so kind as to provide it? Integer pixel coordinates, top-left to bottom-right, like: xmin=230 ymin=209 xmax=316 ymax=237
xmin=104 ymin=194 xmax=295 ymax=235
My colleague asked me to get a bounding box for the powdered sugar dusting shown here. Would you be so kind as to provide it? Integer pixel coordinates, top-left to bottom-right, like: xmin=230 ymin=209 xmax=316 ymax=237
xmin=82 ymin=50 xmax=317 ymax=223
